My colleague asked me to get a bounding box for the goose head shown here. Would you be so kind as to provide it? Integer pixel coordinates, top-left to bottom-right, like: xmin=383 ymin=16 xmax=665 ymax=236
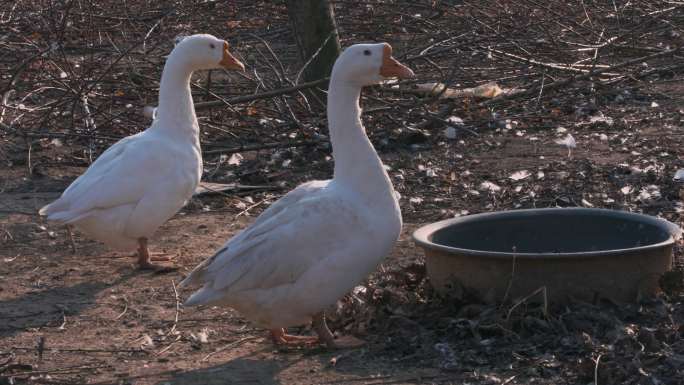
xmin=171 ymin=34 xmax=245 ymax=72
xmin=331 ymin=43 xmax=414 ymax=86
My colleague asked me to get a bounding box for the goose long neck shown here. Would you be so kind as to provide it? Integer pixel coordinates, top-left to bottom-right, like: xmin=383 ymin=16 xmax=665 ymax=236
xmin=155 ymin=55 xmax=198 ymax=136
xmin=328 ymin=79 xmax=392 ymax=195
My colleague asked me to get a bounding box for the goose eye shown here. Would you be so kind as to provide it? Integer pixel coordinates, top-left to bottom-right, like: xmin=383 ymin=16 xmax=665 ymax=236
xmin=363 ymin=49 xmax=371 ymax=56
xmin=209 ymin=43 xmax=216 ymax=49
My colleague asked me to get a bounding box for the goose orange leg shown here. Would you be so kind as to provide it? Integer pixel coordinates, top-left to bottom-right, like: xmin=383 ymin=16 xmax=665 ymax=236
xmin=136 ymin=237 xmax=176 ymax=270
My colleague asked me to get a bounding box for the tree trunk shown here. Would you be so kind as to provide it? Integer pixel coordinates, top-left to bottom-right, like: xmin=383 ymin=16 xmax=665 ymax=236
xmin=285 ymin=0 xmax=341 ymax=84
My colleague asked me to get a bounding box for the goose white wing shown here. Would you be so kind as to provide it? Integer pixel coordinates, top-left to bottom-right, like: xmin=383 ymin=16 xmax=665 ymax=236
xmin=53 ymin=134 xmax=138 ymax=199
xmin=41 ymin=133 xmax=189 ymax=222
xmin=182 ymin=181 xmax=369 ymax=301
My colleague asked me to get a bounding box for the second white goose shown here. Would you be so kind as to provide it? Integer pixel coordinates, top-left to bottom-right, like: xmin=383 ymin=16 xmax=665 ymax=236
xmin=181 ymin=42 xmax=414 ymax=348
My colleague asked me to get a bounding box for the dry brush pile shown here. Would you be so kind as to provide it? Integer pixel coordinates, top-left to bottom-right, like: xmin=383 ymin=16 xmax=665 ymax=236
xmin=2 ymin=1 xmax=683 ymax=187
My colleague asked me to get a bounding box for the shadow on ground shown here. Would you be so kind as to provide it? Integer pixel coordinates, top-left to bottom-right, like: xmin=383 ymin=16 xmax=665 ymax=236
xmin=0 ymin=273 xmax=134 ymax=338
xmin=153 ymin=355 xmax=292 ymax=385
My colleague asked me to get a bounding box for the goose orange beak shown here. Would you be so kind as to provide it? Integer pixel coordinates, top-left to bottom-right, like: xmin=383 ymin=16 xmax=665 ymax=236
xmin=219 ymin=41 xmax=245 ymax=71
xmin=379 ymin=43 xmax=414 ymax=79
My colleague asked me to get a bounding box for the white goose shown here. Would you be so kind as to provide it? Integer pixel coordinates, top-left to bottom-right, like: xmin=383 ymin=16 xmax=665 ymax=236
xmin=181 ymin=43 xmax=414 ymax=348
xmin=39 ymin=34 xmax=245 ymax=269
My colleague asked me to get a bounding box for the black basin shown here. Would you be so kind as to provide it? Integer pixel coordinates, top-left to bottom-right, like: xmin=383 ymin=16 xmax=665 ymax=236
xmin=413 ymin=208 xmax=681 ymax=302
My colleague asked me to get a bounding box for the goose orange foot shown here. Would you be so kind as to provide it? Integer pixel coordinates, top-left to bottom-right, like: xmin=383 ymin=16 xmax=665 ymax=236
xmin=135 ymin=237 xmax=177 ymax=271
xmin=270 ymin=328 xmax=319 ymax=347
xmin=312 ymin=312 xmax=366 ymax=349
xmin=270 ymin=313 xmax=366 ymax=349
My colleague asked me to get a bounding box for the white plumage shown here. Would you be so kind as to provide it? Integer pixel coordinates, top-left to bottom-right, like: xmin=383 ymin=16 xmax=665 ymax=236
xmin=181 ymin=43 xmax=415 ymax=348
xmin=40 ymin=34 xmax=244 ymax=268
xmin=41 ymin=132 xmax=198 ymax=250
xmin=184 ymin=180 xmax=400 ymax=326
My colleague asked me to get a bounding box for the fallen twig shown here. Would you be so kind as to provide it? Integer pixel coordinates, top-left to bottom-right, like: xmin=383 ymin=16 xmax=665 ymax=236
xmin=169 ymin=280 xmax=180 ymax=335
xmin=3 ymin=364 xmax=110 ymax=376
xmin=10 ymin=346 xmax=144 ymax=354
xmin=155 ymin=335 xmax=181 ymax=356
xmin=113 ymin=296 xmax=128 ymax=320
xmin=202 ymin=138 xmax=324 ymax=155
xmin=195 ymin=77 xmax=329 ymax=111
xmin=505 ymin=286 xmax=549 ymax=322
xmin=193 ymin=182 xmax=282 ymax=196
xmin=481 ymin=46 xmax=683 ymax=107
xmin=594 ymin=354 xmax=602 ymax=385
xmin=235 ymin=199 xmax=266 ymax=219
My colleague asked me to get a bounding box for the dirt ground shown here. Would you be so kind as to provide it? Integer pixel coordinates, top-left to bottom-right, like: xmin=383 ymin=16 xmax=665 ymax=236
xmin=3 ymin=98 xmax=684 ymax=384
xmin=3 ymin=1 xmax=684 ymax=384
xmin=0 ymin=206 xmax=421 ymax=384
xmin=1 ymin=176 xmax=437 ymax=385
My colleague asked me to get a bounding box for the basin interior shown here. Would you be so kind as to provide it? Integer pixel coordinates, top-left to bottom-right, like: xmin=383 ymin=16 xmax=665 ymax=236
xmin=431 ymin=211 xmax=672 ymax=254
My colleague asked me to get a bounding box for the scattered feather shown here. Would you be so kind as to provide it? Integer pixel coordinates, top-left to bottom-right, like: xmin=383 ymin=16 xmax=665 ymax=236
xmin=227 ymin=153 xmax=243 ymax=166
xmin=480 ymin=181 xmax=501 ymax=192
xmin=589 ymin=114 xmax=614 ymax=126
xmin=446 ymin=116 xmax=464 ymax=126
xmin=141 ymin=334 xmax=154 ymax=348
xmin=197 ymin=329 xmax=209 ymax=344
xmin=555 ymin=134 xmax=576 ymax=149
xmin=555 ymin=134 xmax=576 ymax=157
xmin=673 ymin=169 xmax=684 ymax=182
xmin=637 ymin=185 xmax=661 ymax=202
xmin=444 ymin=126 xmax=458 ymax=139
xmin=509 ymin=170 xmax=531 ymax=181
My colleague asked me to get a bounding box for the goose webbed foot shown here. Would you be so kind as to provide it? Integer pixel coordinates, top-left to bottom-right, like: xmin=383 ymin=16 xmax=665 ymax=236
xmin=270 ymin=328 xmax=319 ymax=347
xmin=312 ymin=312 xmax=366 ymax=349
xmin=135 ymin=237 xmax=177 ymax=272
